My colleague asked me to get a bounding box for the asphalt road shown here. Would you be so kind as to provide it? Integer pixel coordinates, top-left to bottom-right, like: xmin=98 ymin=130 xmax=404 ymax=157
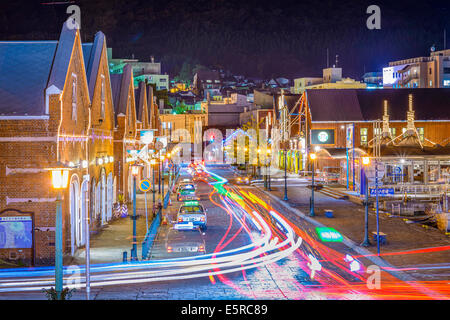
xmin=0 ymin=164 xmax=448 ymax=300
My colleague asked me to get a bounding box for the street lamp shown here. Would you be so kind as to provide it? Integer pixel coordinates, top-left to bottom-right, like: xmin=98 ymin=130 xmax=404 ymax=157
xmin=49 ymin=165 xmax=71 ymax=300
xmin=160 ymin=155 xmax=165 ymax=203
xmin=361 ymin=156 xmax=371 ymax=247
xmin=267 ymin=149 xmax=272 ymax=191
xmin=130 ymin=164 xmax=140 ymax=261
xmin=150 ymin=159 xmax=157 ymax=215
xmin=309 ymin=153 xmax=316 ymax=217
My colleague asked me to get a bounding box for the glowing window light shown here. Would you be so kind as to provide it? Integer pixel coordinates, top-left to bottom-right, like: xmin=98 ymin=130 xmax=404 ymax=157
xmin=51 ymin=170 xmax=69 ymax=189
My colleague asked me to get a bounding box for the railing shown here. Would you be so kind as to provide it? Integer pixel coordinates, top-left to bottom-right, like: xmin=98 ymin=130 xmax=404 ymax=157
xmin=141 ymin=166 xmax=180 ymax=260
xmin=141 ymin=208 xmax=161 ymax=260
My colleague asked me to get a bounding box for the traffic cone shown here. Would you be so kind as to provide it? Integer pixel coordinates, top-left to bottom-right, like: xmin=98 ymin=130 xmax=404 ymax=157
xmin=162 ymin=215 xmax=168 ymax=225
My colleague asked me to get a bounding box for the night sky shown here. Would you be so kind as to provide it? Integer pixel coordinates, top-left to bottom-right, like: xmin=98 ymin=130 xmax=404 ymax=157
xmin=1 ymin=0 xmax=449 ymax=80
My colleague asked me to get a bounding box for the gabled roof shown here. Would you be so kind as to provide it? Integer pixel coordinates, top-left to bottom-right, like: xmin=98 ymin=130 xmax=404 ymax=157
xmin=134 ymin=81 xmax=147 ymax=123
xmin=0 ymin=41 xmax=57 ymax=116
xmin=306 ymin=89 xmax=363 ymax=121
xmin=0 ymin=22 xmax=77 ymax=116
xmin=111 ymin=64 xmax=133 ymax=124
xmin=82 ymin=31 xmax=106 ymax=101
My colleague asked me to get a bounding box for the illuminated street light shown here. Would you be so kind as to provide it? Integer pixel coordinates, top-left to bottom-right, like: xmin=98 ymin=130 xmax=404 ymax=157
xmin=361 ymin=155 xmax=371 ymax=247
xmin=309 ymin=153 xmax=316 ymax=217
xmin=130 ymin=164 xmax=140 ymax=261
xmin=48 ymin=164 xmax=71 ymax=300
xmin=362 ymin=156 xmax=370 ymax=166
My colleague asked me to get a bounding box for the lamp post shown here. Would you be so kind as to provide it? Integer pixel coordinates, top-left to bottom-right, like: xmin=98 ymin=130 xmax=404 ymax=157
xmin=50 ymin=166 xmax=70 ymax=300
xmin=283 ymin=146 xmax=288 ymax=201
xmin=309 ymin=153 xmax=316 ymax=217
xmin=160 ymin=155 xmax=165 ymax=203
xmin=130 ymin=164 xmax=140 ymax=261
xmin=361 ymin=156 xmax=371 ymax=247
xmin=150 ymin=159 xmax=156 ymax=215
xmin=267 ymin=149 xmax=272 ymax=191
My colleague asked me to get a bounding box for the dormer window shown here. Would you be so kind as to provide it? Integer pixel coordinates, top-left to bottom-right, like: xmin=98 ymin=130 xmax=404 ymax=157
xmin=100 ymin=75 xmax=105 ymax=120
xmin=71 ymin=74 xmax=77 ymax=122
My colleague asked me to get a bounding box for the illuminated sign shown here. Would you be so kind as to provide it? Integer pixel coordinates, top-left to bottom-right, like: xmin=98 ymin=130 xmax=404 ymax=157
xmin=310 ymin=129 xmax=335 ymax=145
xmin=316 ymin=227 xmax=343 ymax=242
xmin=0 ymin=216 xmax=33 ymax=249
xmin=183 ymin=201 xmax=199 ymax=206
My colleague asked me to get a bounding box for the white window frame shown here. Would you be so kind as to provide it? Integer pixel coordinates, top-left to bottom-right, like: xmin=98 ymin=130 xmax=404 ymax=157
xmin=100 ymin=75 xmax=105 ymax=119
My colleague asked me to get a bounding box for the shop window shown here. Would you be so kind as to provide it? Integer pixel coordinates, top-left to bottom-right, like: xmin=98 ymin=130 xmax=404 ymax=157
xmin=417 ymin=127 xmax=424 ymax=141
xmin=360 ymin=128 xmax=368 ymax=146
xmin=390 ymin=128 xmax=396 ymax=137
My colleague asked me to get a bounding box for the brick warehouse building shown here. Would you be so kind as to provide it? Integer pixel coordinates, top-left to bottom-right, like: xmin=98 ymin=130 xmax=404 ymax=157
xmin=0 ymin=23 xmax=163 ymax=265
xmin=0 ymin=23 xmax=93 ymax=264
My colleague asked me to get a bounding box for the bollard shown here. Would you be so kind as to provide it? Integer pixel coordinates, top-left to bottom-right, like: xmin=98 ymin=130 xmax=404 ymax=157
xmin=123 ymin=251 xmax=128 ymax=263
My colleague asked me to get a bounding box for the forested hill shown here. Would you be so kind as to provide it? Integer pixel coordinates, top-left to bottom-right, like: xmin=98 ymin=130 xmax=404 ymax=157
xmin=0 ymin=0 xmax=449 ymax=79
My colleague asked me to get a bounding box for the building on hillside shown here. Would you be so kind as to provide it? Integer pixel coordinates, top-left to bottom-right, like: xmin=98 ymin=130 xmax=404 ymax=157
xmin=291 ymin=66 xmax=366 ymax=94
xmin=0 ymin=23 xmax=94 ymax=265
xmin=382 ymin=49 xmax=450 ymax=89
xmin=193 ymin=69 xmax=221 ymax=98
xmin=108 ymin=51 xmax=169 ymax=91
xmin=203 ymin=93 xmax=251 ymax=132
xmin=362 ymin=72 xmax=383 ymax=89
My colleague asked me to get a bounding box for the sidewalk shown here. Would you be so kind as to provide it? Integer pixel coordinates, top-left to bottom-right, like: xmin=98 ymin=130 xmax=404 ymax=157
xmin=68 ymin=184 xmax=169 ymax=265
xmin=255 ymin=181 xmax=450 ymax=281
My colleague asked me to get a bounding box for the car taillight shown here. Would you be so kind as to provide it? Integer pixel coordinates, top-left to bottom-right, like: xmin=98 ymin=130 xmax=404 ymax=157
xmin=200 ymin=216 xmax=205 ymax=221
xmin=167 ymin=246 xmax=172 ymax=252
xmin=178 ymin=217 xmax=183 ymax=222
xmin=199 ymin=245 xmax=205 ymax=252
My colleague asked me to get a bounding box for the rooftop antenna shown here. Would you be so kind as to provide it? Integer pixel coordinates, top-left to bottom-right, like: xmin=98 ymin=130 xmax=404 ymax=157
xmin=445 ymin=29 xmax=447 ymax=50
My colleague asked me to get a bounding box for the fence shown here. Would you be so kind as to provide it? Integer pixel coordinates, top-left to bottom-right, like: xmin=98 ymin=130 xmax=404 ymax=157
xmin=141 ymin=166 xmax=180 ymax=260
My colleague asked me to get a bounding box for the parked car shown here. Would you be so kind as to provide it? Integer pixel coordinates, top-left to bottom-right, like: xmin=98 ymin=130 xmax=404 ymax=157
xmin=166 ymin=228 xmax=206 ymax=255
xmin=176 ymin=183 xmax=199 ymax=201
xmin=176 ymin=201 xmax=207 ymax=231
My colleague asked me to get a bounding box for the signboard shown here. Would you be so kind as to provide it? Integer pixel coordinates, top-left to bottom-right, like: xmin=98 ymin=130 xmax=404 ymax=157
xmin=369 ymin=188 xmax=394 ymax=197
xmin=345 ymin=124 xmax=354 ymax=148
xmin=139 ymin=179 xmax=152 ymax=193
xmin=0 ymin=216 xmax=33 ymax=249
xmin=316 ymin=227 xmax=343 ymax=242
xmin=0 ymin=209 xmax=34 ymax=266
xmin=310 ymin=129 xmax=335 ymax=145
xmin=140 ymin=130 xmax=154 ymax=144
